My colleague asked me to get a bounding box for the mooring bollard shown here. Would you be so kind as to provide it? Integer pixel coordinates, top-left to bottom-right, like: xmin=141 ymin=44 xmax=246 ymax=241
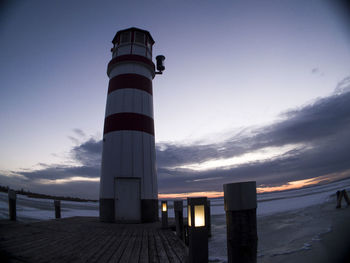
xmin=8 ymin=189 xmax=16 ymax=221
xmin=206 ymin=200 xmax=212 ymax=237
xmin=337 ymin=190 xmax=350 ymax=208
xmin=54 ymin=200 xmax=61 ymax=219
xmin=174 ymin=200 xmax=184 ymax=240
xmin=336 ymin=190 xmax=343 ymax=208
xmin=161 ymin=200 xmax=168 ymax=228
xmin=184 ymin=223 xmax=189 ymax=245
xmin=188 ymin=197 xmax=208 ymax=263
xmin=224 ymin=181 xmax=257 ymax=263
xmin=342 ymin=190 xmax=350 ymax=205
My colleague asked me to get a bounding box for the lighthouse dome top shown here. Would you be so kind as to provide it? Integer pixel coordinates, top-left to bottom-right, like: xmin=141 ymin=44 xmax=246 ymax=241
xmin=112 ymin=27 xmax=155 ymax=46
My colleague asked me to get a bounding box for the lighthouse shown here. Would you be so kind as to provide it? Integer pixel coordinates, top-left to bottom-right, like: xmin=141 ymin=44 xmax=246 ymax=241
xmin=100 ymin=28 xmax=164 ymax=223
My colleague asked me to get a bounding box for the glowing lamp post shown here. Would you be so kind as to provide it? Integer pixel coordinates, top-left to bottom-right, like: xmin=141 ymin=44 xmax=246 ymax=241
xmin=187 ymin=197 xmax=208 ymax=263
xmin=161 ymin=200 xmax=168 ymax=228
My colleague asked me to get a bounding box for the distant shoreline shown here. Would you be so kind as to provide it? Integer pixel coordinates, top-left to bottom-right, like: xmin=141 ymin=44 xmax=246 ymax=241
xmin=0 ymin=185 xmax=97 ymax=203
xmin=1 ymin=175 xmax=349 ymax=203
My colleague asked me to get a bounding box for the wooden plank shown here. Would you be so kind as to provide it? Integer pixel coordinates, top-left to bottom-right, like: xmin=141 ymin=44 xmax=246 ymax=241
xmin=118 ymin=227 xmax=139 ymax=262
xmin=139 ymin=229 xmax=149 ymax=263
xmin=129 ymin=228 xmax=143 ymax=263
xmin=2 ymin=235 xmax=51 ymax=253
xmin=35 ymin=228 xmax=83 ymax=262
xmin=79 ymin=226 xmax=116 ymax=262
xmin=55 ymin=232 xmax=99 ymax=262
xmin=147 ymin=227 xmax=158 ymax=263
xmin=70 ymin=227 xmax=113 ymax=262
xmin=164 ymin=229 xmax=188 ymax=263
xmin=158 ymin=230 xmax=181 ymax=263
xmin=153 ymin=229 xmax=169 ymax=263
xmin=107 ymin=227 xmax=134 ymax=263
xmin=17 ymin=225 xmax=79 ymax=262
xmin=55 ymin=230 xmax=102 ymax=262
xmin=89 ymin=226 xmax=127 ymax=263
xmin=97 ymin=227 xmax=129 ymax=263
xmin=2 ymin=226 xmax=60 ymax=262
xmin=0 ymin=217 xmax=187 ymax=263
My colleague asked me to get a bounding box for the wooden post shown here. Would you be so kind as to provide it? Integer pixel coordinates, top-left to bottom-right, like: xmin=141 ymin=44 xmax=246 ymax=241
xmin=224 ymin=181 xmax=257 ymax=263
xmin=342 ymin=190 xmax=350 ymax=205
xmin=188 ymin=197 xmax=208 ymax=263
xmin=206 ymin=200 xmax=212 ymax=237
xmin=8 ymin=189 xmax=16 ymax=221
xmin=174 ymin=200 xmax=184 ymax=240
xmin=54 ymin=200 xmax=61 ymax=219
xmin=336 ymin=190 xmax=344 ymax=209
xmin=161 ymin=200 xmax=168 ymax=228
xmin=184 ymin=223 xmax=189 ymax=245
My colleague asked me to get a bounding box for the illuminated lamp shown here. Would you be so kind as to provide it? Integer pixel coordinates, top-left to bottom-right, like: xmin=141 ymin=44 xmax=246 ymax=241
xmin=161 ymin=200 xmax=168 ymax=228
xmin=162 ymin=201 xmax=167 ymax=212
xmin=187 ymin=197 xmax=208 ymax=263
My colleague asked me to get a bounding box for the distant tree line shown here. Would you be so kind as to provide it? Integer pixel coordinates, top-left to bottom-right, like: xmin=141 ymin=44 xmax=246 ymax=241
xmin=0 ymin=185 xmax=97 ymax=202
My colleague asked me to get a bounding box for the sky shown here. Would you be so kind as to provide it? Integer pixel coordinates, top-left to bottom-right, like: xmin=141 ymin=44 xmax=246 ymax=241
xmin=0 ymin=0 xmax=350 ymax=199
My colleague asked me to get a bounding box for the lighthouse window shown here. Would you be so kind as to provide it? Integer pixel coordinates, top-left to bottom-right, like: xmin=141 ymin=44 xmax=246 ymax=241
xmin=147 ymin=40 xmax=152 ymax=50
xmin=120 ymin=32 xmax=131 ymax=43
xmin=134 ymin=31 xmax=145 ymax=44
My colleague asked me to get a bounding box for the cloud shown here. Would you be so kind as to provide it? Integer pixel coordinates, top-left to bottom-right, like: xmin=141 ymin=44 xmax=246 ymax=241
xmin=311 ymin=67 xmax=319 ymax=74
xmin=311 ymin=67 xmax=324 ymax=76
xmin=73 ymin=128 xmax=86 ymax=137
xmin=0 ymin=139 xmax=102 ymax=199
xmin=1 ymin=81 xmax=350 ymax=198
xmin=156 ymin=87 xmax=350 ymax=193
xmin=70 ymin=138 xmax=102 ymax=167
xmin=335 ymin=75 xmax=350 ymax=95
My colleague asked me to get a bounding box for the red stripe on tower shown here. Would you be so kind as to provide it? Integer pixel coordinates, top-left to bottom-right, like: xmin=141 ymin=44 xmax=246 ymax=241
xmin=108 ymin=74 xmax=153 ymax=95
xmin=103 ymin=112 xmax=154 ymax=135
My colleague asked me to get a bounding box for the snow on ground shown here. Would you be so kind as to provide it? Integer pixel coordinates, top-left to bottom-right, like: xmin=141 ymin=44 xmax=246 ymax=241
xmin=162 ymin=177 xmax=350 ymax=218
xmin=0 ymin=192 xmax=98 ymax=222
xmin=1 ymin=178 xmax=349 ymax=222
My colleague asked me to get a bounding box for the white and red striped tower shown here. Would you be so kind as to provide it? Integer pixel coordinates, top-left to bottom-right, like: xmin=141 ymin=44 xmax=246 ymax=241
xmin=100 ymin=28 xmax=164 ymax=223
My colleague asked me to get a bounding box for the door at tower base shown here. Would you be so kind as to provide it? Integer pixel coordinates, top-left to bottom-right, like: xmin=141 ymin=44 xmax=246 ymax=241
xmin=115 ymin=178 xmax=141 ymax=223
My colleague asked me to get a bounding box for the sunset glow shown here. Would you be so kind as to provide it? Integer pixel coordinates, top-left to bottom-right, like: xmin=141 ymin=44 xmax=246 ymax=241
xmin=170 ymin=144 xmax=304 ymax=171
xmin=39 ymin=177 xmax=100 ymax=185
xmin=159 ymin=191 xmax=224 ymax=199
xmin=158 ymin=171 xmax=350 ymax=199
xmin=257 ymin=171 xmax=350 ymax=193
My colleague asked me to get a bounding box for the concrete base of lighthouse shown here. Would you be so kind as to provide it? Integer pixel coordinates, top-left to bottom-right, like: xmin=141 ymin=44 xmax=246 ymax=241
xmin=99 ymin=198 xmax=159 ymax=223
xmin=99 ymin=198 xmax=115 ymax=222
xmin=141 ymin=199 xmax=159 ymax=222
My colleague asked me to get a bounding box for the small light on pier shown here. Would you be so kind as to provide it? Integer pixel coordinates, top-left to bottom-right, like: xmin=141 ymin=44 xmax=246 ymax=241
xmin=162 ymin=202 xmax=167 ymax=212
xmin=187 ymin=197 xmax=208 ymax=263
xmin=188 ymin=204 xmax=205 ymax=227
xmin=161 ymin=200 xmax=168 ymax=228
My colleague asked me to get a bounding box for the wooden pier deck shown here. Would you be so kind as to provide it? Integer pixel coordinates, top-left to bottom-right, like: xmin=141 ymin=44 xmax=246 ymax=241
xmin=0 ymin=217 xmax=188 ymax=263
